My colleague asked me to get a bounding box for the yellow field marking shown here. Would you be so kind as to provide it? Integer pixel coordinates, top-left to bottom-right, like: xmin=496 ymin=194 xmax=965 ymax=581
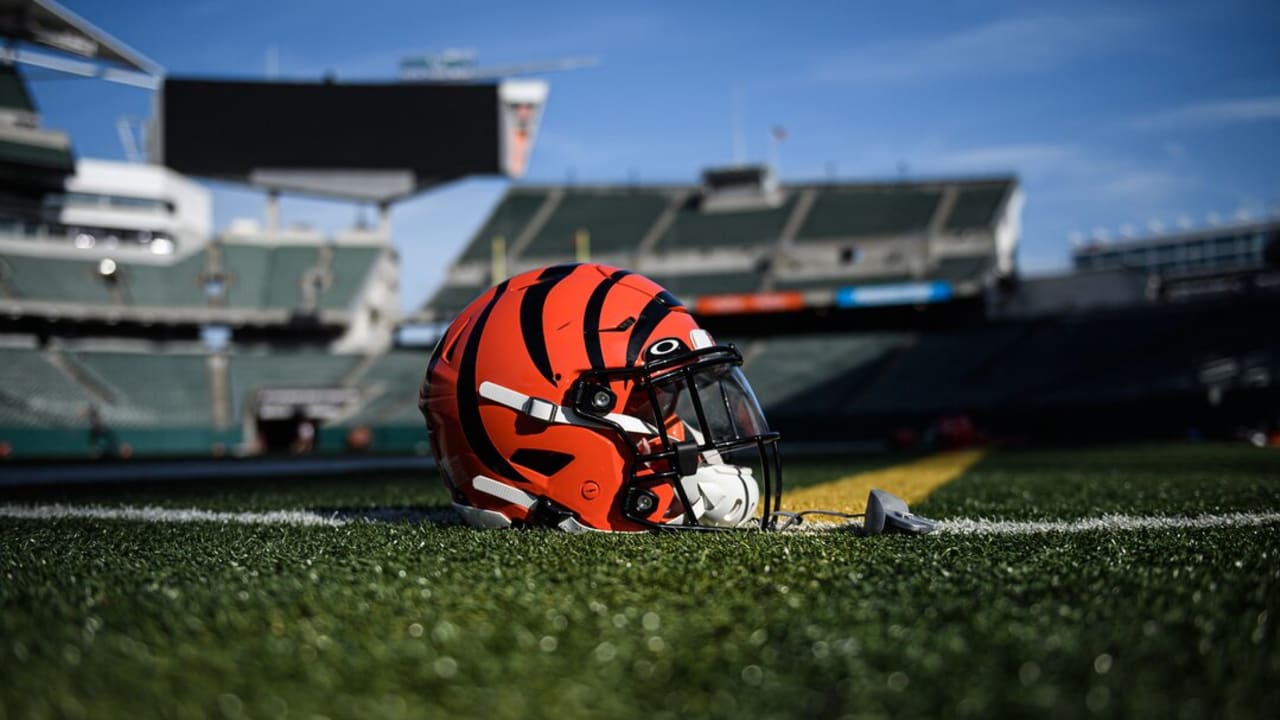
xmin=784 ymin=449 xmax=987 ymax=521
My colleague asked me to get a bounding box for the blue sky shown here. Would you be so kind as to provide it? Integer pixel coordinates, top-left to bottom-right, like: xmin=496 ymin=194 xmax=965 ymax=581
xmin=27 ymin=0 xmax=1280 ymax=311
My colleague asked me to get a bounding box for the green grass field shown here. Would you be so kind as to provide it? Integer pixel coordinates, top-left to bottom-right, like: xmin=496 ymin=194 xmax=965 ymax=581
xmin=2 ymin=444 xmax=1278 ymax=719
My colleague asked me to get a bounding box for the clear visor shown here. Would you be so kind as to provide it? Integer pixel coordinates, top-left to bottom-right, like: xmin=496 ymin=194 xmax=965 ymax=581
xmin=624 ymin=362 xmax=770 ymax=451
xmin=578 ymin=349 xmax=783 ymax=529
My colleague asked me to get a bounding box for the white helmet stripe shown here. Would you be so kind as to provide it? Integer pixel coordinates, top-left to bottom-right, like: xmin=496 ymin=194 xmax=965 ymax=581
xmin=478 ymin=380 xmax=658 ymax=435
xmin=472 ymin=474 xmax=538 ymax=509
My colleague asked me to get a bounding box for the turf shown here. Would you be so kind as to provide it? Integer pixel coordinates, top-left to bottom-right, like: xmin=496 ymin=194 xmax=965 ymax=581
xmin=2 ymin=444 xmax=1278 ymax=719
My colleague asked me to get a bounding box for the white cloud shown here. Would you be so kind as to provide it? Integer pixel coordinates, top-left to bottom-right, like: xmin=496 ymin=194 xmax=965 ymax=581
xmin=1132 ymin=96 xmax=1280 ymax=129
xmin=1100 ymin=170 xmax=1193 ymax=201
xmin=925 ymin=143 xmax=1076 ymax=175
xmin=805 ymin=12 xmax=1142 ymax=86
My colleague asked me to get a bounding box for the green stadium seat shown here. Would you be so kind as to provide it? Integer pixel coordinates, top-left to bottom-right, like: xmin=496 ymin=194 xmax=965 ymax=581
xmin=772 ymin=275 xmax=913 ymax=291
xmin=220 ymin=244 xmax=272 ymax=308
xmin=797 ymin=188 xmax=940 ymax=240
xmin=318 ymin=247 xmax=381 ymax=310
xmin=521 ymin=192 xmax=668 ymax=258
xmin=0 ymin=254 xmax=116 ymax=304
xmin=227 ymin=352 xmax=358 ymax=421
xmin=0 ymin=347 xmax=95 ymax=427
xmin=459 ymin=191 xmax=548 ymax=263
xmin=745 ymin=334 xmax=914 ymax=412
xmin=69 ymin=351 xmax=212 ymax=427
xmin=654 ymin=194 xmax=796 ymax=251
xmin=945 ymin=185 xmax=1009 ymax=231
xmin=346 ymin=350 xmax=431 ymax=427
xmin=646 ymin=272 xmax=761 ymax=299
xmin=122 ymin=252 xmax=209 ymax=307
xmin=263 ymin=246 xmax=319 ymax=308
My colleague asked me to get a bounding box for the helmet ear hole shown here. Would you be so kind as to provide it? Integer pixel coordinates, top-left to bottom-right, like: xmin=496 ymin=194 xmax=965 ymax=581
xmin=626 ymin=487 xmax=659 ymax=517
xmin=574 ymin=383 xmax=616 ymax=416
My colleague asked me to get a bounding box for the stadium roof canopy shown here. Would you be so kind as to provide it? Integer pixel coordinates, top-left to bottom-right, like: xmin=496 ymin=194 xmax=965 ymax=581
xmin=0 ymin=0 xmax=162 ymax=87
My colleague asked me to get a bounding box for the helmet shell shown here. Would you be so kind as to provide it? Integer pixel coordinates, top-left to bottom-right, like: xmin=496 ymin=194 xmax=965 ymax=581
xmin=420 ymin=263 xmax=703 ymax=531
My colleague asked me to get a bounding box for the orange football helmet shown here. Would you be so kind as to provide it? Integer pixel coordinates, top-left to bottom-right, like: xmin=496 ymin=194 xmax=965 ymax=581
xmin=419 ymin=263 xmax=782 ymax=532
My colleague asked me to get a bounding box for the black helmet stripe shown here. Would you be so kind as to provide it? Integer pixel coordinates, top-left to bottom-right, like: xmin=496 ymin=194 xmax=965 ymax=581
xmin=582 ymin=269 xmax=632 ymax=369
xmin=625 ymin=298 xmax=673 ymax=367
xmin=418 ymin=333 xmax=446 ymax=424
xmin=519 ymin=264 xmax=581 ymax=386
xmin=454 ymin=279 xmax=531 ymax=485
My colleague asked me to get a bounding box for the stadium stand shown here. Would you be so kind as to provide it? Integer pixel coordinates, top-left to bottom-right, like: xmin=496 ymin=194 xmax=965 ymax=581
xmin=319 ymin=247 xmax=382 ymax=310
xmin=3 ymin=241 xmax=380 ymax=312
xmin=218 ymin=243 xmax=271 ymax=308
xmin=121 ymin=253 xmax=210 ymax=307
xmin=944 ymin=184 xmax=1010 ymax=231
xmin=0 ymin=243 xmax=381 ymax=312
xmin=743 ymin=333 xmax=914 ymax=412
xmin=771 ymin=275 xmax=914 ymax=291
xmin=759 ymin=295 xmax=1280 ymax=442
xmin=66 ymin=350 xmax=212 ymax=427
xmin=654 ymin=193 xmax=797 ymax=251
xmin=933 ymin=256 xmax=991 ymax=282
xmin=425 ymin=282 xmax=488 ymax=316
xmin=227 ymin=351 xmax=359 ymax=421
xmin=262 ymin=246 xmax=319 ymax=308
xmin=0 ymin=253 xmax=116 ymax=304
xmin=0 ymin=346 xmax=94 ymax=427
xmin=521 ymin=190 xmax=669 ymax=259
xmin=645 ymin=271 xmax=760 ymax=298
xmin=0 ymin=63 xmax=74 ymax=182
xmin=346 ymin=350 xmax=430 ymax=426
xmin=458 ymin=190 xmax=548 ymax=262
xmin=795 ymin=187 xmax=941 ymax=240
xmin=422 ymin=174 xmax=1020 ymax=321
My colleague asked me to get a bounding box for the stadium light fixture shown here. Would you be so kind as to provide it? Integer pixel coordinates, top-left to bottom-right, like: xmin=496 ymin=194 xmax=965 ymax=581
xmin=150 ymin=237 xmax=175 ymax=255
xmin=97 ymin=258 xmax=117 ymax=277
xmin=74 ymin=232 xmax=95 ymax=249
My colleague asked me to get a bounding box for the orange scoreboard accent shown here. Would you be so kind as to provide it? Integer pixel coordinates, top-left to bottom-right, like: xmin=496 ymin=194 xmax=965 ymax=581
xmin=694 ymin=291 xmax=806 ymax=316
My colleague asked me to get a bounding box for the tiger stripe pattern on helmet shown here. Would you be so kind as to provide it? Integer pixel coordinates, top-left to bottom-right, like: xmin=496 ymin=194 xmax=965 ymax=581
xmin=421 ymin=262 xmax=758 ymax=531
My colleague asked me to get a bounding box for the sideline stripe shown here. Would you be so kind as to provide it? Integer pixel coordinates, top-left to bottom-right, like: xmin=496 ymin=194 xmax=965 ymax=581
xmin=2 ymin=503 xmax=1278 ymax=535
xmin=785 ymin=449 xmax=987 ymax=520
xmin=939 ymin=512 xmax=1280 ymax=535
xmin=0 ymin=504 xmax=347 ymax=527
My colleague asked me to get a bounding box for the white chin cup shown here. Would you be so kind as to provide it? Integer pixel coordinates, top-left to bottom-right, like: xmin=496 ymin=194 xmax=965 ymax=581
xmin=681 ymin=463 xmax=760 ymax=527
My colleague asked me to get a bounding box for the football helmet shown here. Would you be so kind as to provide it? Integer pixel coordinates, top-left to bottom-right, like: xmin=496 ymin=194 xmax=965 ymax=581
xmin=419 ymin=263 xmax=782 ymax=532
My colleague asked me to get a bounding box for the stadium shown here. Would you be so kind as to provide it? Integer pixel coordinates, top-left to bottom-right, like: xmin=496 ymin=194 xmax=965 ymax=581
xmin=2 ymin=1 xmax=1278 ymax=717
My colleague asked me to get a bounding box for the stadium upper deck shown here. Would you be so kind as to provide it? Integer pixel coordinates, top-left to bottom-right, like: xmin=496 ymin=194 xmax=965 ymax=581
xmin=420 ymin=169 xmax=1021 ymax=321
xmin=0 ymin=157 xmax=398 ymax=349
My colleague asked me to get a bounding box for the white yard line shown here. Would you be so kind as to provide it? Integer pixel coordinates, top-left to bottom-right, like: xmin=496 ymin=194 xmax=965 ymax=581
xmin=0 ymin=504 xmax=348 ymax=527
xmin=2 ymin=503 xmax=1279 ymax=535
xmin=938 ymin=512 xmax=1280 ymax=535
